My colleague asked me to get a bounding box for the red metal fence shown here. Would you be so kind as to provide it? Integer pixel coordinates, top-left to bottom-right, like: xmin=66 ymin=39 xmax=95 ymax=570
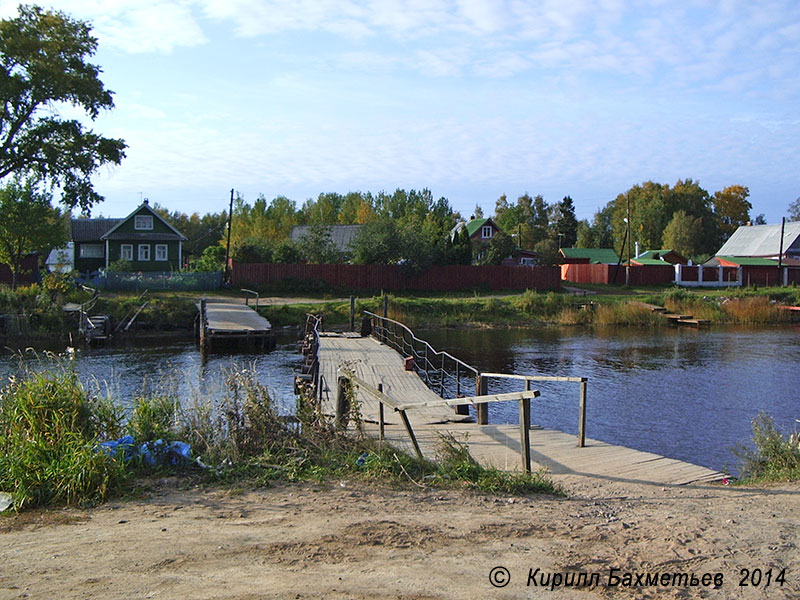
xmin=232 ymin=262 xmax=561 ymax=292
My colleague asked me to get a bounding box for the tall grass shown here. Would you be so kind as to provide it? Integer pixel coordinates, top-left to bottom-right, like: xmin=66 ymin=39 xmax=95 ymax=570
xmin=592 ymin=302 xmax=663 ymax=327
xmin=0 ymin=362 xmax=128 ymax=509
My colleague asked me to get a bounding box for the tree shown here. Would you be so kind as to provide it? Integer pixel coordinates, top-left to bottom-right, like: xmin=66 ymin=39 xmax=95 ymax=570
xmin=555 ymin=196 xmax=578 ymax=247
xmin=713 ymin=185 xmax=752 ymax=240
xmin=788 ymin=198 xmax=800 ymax=222
xmin=662 ymin=210 xmax=702 ymax=259
xmin=0 ymin=179 xmax=68 ymax=288
xmin=350 ymin=220 xmax=403 ymax=264
xmin=0 ymin=6 xmax=126 ymax=212
xmin=298 ymin=225 xmax=343 ymax=264
xmin=482 ymin=231 xmax=517 ymax=265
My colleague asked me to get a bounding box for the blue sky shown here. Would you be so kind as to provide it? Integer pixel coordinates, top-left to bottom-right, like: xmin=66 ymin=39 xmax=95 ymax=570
xmin=4 ymin=1 xmax=799 ymax=223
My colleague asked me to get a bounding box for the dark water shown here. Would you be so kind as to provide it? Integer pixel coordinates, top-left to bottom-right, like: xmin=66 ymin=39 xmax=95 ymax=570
xmin=2 ymin=326 xmax=798 ymax=472
xmin=418 ymin=326 xmax=800 ymax=473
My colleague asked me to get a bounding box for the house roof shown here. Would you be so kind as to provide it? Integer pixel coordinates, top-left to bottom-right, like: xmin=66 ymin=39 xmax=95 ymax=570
xmin=716 ymin=222 xmax=800 ymax=257
xmin=636 ymin=249 xmax=687 ymax=263
xmin=71 ymin=218 xmax=122 ymax=242
xmin=560 ymin=247 xmax=620 ymax=264
xmin=716 ymin=256 xmax=779 ymax=266
xmin=464 ymin=218 xmax=491 ymax=237
xmin=102 ymin=201 xmax=186 ymax=241
xmin=290 ymin=225 xmax=363 ymax=253
xmin=631 ymin=258 xmax=671 ymax=266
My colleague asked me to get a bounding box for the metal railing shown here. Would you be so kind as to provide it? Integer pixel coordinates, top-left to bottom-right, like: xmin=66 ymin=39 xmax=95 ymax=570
xmin=364 ymin=310 xmax=478 ymax=399
xmin=241 ymin=288 xmax=259 ymax=309
xmin=295 ymin=313 xmax=324 ymax=404
xmin=363 ymin=310 xmax=589 ymax=447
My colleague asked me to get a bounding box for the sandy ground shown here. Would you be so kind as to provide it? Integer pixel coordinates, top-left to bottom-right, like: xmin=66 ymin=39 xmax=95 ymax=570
xmin=1 ymin=473 xmax=797 ymax=600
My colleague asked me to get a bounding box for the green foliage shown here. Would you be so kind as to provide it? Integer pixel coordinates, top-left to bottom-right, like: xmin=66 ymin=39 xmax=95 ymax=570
xmin=555 ymin=196 xmax=578 ymax=248
xmin=0 ymin=5 xmax=126 ymax=212
xmin=734 ymin=413 xmax=800 ymax=483
xmin=512 ymin=290 xmax=567 ymax=317
xmin=232 ymin=238 xmax=273 ymax=263
xmin=107 ymin=258 xmax=133 ymax=272
xmin=128 ymin=395 xmax=176 ymax=443
xmin=0 ymin=179 xmax=68 ymax=289
xmin=193 ymin=244 xmax=226 ymax=272
xmin=298 ymin=224 xmax=343 ymax=264
xmin=273 ymin=238 xmax=302 ymax=263
xmin=788 ymin=197 xmax=800 ymax=222
xmin=0 ymin=364 xmax=128 ymax=509
xmin=482 ymin=231 xmax=517 ymax=265
xmin=662 ymin=210 xmax=703 ymax=258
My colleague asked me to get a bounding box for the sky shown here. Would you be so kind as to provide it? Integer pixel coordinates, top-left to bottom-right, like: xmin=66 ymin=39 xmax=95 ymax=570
xmin=3 ymin=0 xmax=799 ymax=223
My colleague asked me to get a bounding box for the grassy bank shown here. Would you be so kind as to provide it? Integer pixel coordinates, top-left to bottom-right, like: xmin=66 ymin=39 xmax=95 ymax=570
xmin=260 ymin=286 xmax=799 ymax=329
xmin=0 ymin=358 xmax=559 ymax=511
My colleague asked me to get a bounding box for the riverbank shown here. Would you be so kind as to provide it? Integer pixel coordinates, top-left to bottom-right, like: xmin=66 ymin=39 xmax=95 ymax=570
xmin=2 ymin=474 xmax=797 ymax=599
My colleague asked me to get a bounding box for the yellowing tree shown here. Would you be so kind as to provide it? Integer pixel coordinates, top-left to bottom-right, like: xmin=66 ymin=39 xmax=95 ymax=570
xmin=713 ymin=185 xmax=752 ymax=240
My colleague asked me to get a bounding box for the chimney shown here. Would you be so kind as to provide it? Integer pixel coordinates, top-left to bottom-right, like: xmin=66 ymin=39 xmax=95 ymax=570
xmin=143 ymin=198 xmax=149 ymax=205
xmin=635 ymin=241 xmax=640 ymax=257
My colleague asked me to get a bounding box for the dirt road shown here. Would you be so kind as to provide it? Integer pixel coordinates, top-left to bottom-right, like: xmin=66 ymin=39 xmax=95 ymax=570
xmin=1 ymin=472 xmax=797 ymax=600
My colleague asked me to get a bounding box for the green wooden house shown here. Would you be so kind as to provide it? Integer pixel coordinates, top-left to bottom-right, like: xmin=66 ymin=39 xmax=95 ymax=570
xmin=72 ymin=200 xmax=187 ymax=274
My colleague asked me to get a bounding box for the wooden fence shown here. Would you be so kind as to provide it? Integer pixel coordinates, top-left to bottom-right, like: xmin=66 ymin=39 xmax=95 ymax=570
xmin=561 ymin=263 xmax=674 ymax=286
xmin=232 ymin=262 xmax=561 ymax=292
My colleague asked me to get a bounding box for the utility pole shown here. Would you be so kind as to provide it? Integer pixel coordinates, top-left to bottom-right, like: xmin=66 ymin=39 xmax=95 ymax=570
xmin=625 ymin=195 xmax=631 ymax=286
xmin=224 ymin=188 xmax=234 ymax=286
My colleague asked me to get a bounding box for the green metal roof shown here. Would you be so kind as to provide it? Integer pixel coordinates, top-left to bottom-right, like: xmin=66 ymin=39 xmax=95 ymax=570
xmin=716 ymin=256 xmax=778 ymax=266
xmin=464 ymin=218 xmax=490 ymax=237
xmin=632 ymin=258 xmax=670 ymax=265
xmin=637 ymin=249 xmax=671 ymax=260
xmin=560 ymin=247 xmax=620 ymax=264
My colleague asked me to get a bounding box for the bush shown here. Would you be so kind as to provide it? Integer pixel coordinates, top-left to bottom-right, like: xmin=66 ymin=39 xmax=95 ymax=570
xmin=734 ymin=413 xmax=800 ymax=482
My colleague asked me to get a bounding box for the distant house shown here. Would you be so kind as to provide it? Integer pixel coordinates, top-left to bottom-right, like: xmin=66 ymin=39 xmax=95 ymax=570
xmin=559 ymin=248 xmax=620 ymax=264
xmin=450 ymin=217 xmax=503 ymax=244
xmin=715 ymin=222 xmax=800 ymax=261
xmin=72 ymin=200 xmax=186 ymax=274
xmin=451 ymin=217 xmax=536 ymax=265
xmin=45 ymin=242 xmax=74 ymax=273
xmin=289 ymin=225 xmax=363 ymax=257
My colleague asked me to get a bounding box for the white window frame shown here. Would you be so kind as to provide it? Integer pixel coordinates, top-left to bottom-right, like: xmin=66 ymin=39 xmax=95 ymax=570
xmin=79 ymin=244 xmax=104 ymax=258
xmin=134 ymin=215 xmax=154 ymax=230
xmin=155 ymin=244 xmax=168 ymax=261
xmin=120 ymin=244 xmax=133 ymax=261
xmin=138 ymin=244 xmax=151 ymax=261
xmin=481 ymin=225 xmax=493 ymax=239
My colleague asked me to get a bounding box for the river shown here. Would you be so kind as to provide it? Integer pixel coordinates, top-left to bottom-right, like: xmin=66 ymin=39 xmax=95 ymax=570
xmin=1 ymin=326 xmax=798 ymax=473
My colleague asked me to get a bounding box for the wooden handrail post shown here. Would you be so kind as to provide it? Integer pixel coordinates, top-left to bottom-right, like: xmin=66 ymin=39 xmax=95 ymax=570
xmin=336 ymin=376 xmax=350 ymax=431
xmin=398 ymin=409 xmax=424 ymax=461
xmin=578 ymin=378 xmax=587 ymax=447
xmin=519 ymin=396 xmax=531 ymax=473
xmin=349 ymin=296 xmax=355 ymax=332
xmin=378 ymin=383 xmax=385 ymax=441
xmin=476 ymin=374 xmax=488 ymax=425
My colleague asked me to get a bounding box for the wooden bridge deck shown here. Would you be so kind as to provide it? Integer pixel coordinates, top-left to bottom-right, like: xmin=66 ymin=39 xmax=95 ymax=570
xmin=318 ymin=333 xmax=723 ymax=486
xmin=202 ymin=301 xmax=273 ymax=334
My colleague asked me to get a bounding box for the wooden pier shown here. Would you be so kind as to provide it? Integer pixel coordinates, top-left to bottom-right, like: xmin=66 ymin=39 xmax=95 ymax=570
xmin=197 ymin=298 xmax=275 ymax=352
xmin=312 ymin=323 xmax=723 ymax=486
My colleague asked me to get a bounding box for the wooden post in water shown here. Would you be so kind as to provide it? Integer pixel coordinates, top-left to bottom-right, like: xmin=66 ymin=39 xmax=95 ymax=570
xmin=475 ymin=374 xmax=488 ymax=425
xmin=383 ymin=294 xmax=388 ymax=318
xmin=578 ymin=378 xmax=587 ymax=448
xmin=519 ymin=381 xmax=532 ymax=473
xmin=336 ymin=376 xmax=350 ymax=430
xmin=378 ymin=383 xmax=385 ymax=441
xmin=349 ymin=296 xmax=355 ymax=332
